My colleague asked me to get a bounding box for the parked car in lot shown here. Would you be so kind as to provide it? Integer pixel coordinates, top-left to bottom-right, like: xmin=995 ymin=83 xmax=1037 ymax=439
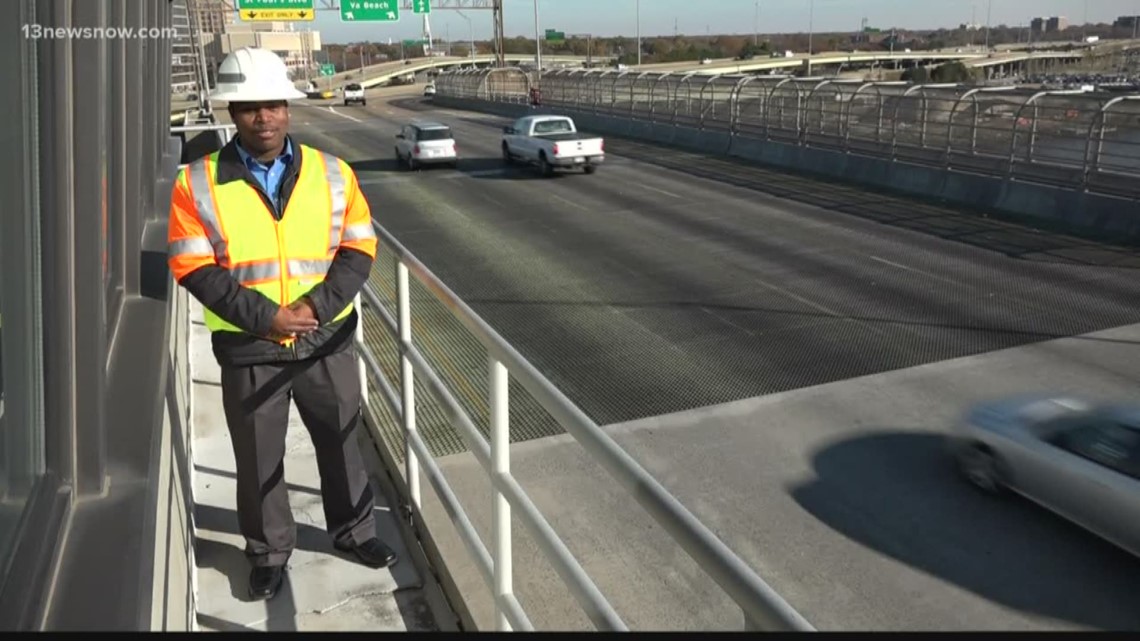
xmin=343 ymin=82 xmax=365 ymax=106
xmin=948 ymin=394 xmax=1140 ymax=558
xmin=395 ymin=121 xmax=457 ymax=170
xmin=501 ymin=115 xmax=604 ymax=176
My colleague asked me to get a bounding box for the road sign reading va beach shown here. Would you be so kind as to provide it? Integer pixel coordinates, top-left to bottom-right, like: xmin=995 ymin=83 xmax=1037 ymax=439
xmin=340 ymin=0 xmax=399 ymax=22
xmin=413 ymin=0 xmax=431 ymax=14
xmin=237 ymin=0 xmax=314 ymax=21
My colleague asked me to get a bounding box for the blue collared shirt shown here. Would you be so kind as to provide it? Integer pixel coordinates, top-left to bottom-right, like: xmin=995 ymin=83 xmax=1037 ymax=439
xmin=235 ymin=137 xmax=293 ymax=213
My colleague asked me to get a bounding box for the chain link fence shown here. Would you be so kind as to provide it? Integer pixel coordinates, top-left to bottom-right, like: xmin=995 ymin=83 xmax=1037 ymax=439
xmin=437 ymin=68 xmax=1140 ymax=199
xmin=438 ymin=67 xmax=533 ymax=104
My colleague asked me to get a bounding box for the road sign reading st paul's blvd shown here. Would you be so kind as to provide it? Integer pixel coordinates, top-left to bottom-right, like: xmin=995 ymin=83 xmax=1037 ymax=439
xmin=413 ymin=0 xmax=431 ymax=14
xmin=340 ymin=0 xmax=400 ymax=22
xmin=237 ymin=0 xmax=314 ymax=21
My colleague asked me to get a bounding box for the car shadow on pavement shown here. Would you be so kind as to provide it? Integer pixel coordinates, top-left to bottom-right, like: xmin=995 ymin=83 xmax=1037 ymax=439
xmin=788 ymin=430 xmax=1140 ymax=631
xmin=348 ymin=156 xmax=564 ymax=181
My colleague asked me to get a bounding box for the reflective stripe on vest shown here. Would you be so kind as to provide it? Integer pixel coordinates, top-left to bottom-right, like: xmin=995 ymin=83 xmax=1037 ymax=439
xmin=188 ymin=145 xmax=354 ymax=336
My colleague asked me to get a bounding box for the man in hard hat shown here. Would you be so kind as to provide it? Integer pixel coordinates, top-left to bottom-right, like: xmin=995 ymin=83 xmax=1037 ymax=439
xmin=167 ymin=47 xmax=396 ymax=601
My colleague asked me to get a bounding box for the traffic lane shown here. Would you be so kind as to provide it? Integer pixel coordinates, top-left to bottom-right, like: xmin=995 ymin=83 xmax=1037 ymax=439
xmin=388 ymin=96 xmax=1140 ymax=274
xmin=291 ymin=111 xmax=770 ymax=416
xmin=306 ymin=99 xmax=1140 ymax=366
xmin=298 ymin=100 xmax=1140 ymax=421
xmin=423 ymin=103 xmax=1140 ymax=338
xmin=296 ymin=108 xmax=912 ymax=399
xmin=292 ymin=99 xmax=1140 ymax=421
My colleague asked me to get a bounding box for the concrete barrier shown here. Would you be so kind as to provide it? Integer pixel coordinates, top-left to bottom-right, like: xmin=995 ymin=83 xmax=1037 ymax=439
xmin=433 ymin=96 xmax=1140 ymax=242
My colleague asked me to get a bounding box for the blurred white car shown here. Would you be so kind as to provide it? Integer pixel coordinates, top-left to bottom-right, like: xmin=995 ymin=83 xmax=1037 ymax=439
xmin=394 ymin=121 xmax=457 ymax=170
xmin=948 ymin=394 xmax=1140 ymax=558
xmin=343 ymin=83 xmax=365 ymax=106
xmin=423 ymin=83 xmax=437 ymax=96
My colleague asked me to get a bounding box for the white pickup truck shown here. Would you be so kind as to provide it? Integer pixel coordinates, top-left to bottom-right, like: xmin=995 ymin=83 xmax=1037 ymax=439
xmin=343 ymin=83 xmax=365 ymax=106
xmin=501 ymin=115 xmax=604 ymax=175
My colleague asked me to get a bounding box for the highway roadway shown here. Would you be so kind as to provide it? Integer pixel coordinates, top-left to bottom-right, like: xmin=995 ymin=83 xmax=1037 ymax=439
xmin=286 ymin=87 xmax=1140 ymax=631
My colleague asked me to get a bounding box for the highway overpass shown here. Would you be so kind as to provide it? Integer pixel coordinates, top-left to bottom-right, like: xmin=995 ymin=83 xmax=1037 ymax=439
xmin=636 ymin=49 xmax=1085 ymax=76
xmin=310 ymin=54 xmax=608 ymax=91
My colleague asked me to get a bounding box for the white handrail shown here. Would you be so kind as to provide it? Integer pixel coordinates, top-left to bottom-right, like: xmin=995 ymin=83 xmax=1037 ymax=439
xmin=352 ymin=220 xmax=815 ymax=632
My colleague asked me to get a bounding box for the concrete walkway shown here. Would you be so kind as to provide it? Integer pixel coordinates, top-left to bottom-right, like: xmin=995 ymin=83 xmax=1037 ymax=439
xmin=187 ymin=299 xmax=443 ymax=632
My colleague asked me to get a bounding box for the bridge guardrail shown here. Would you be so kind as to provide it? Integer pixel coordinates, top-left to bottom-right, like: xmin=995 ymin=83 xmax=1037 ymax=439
xmin=438 ymin=68 xmax=1140 ymax=200
xmin=352 ymin=220 xmax=815 ymax=632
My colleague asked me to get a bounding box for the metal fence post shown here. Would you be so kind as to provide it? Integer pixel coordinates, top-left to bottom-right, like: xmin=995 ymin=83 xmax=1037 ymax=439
xmin=397 ymin=262 xmax=420 ymax=509
xmin=355 ymin=293 xmax=367 ymax=409
xmin=490 ymin=358 xmax=513 ymax=631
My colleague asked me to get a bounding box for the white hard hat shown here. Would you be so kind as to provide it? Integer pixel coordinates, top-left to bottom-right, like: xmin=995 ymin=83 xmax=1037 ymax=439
xmin=210 ymin=47 xmax=307 ymax=103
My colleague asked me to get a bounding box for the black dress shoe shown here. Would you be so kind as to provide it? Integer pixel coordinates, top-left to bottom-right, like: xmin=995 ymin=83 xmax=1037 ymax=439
xmin=249 ymin=564 xmax=285 ymax=601
xmin=335 ymin=537 xmax=398 ymax=569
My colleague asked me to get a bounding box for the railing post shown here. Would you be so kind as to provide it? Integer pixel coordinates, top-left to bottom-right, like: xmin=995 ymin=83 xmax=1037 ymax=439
xmin=397 ymin=261 xmax=420 ymax=509
xmin=355 ymin=293 xmax=367 ymax=409
xmin=489 ymin=358 xmax=513 ymax=631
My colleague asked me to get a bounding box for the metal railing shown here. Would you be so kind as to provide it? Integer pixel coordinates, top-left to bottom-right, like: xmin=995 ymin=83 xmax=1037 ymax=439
xmin=170 ymin=123 xmax=236 ymax=168
xmin=437 ymin=68 xmax=1140 ymax=199
xmin=352 ymin=220 xmax=814 ymax=632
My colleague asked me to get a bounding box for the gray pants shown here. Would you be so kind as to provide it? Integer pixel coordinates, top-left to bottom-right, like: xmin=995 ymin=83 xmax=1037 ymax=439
xmin=220 ymin=349 xmax=375 ymax=567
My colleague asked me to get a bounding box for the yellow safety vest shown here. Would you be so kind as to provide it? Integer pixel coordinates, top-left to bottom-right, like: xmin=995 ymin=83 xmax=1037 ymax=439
xmin=182 ymin=145 xmax=354 ymax=335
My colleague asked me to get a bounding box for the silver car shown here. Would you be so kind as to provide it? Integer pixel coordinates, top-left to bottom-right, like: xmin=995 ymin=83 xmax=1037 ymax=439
xmin=394 ymin=121 xmax=458 ymax=170
xmin=949 ymin=395 xmax=1140 ymax=558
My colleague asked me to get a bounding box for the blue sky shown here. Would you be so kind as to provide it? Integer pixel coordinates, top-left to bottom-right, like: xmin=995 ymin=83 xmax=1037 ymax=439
xmin=295 ymin=1 xmax=1140 ymax=44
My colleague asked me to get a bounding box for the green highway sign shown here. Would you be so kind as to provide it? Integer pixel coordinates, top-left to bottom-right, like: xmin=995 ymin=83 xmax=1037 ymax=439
xmin=412 ymin=0 xmax=431 ymax=14
xmin=544 ymin=29 xmax=565 ymax=43
xmin=237 ymin=0 xmax=314 ymax=21
xmin=403 ymin=39 xmax=426 ymax=46
xmin=340 ymin=0 xmax=399 ymax=22
xmin=319 ymin=63 xmax=336 ymax=76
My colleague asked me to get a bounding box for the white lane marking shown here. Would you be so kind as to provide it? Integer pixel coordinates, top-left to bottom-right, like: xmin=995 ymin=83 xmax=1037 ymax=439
xmin=549 ymin=192 xmax=589 ymax=211
xmin=638 ymin=182 xmax=683 ymax=199
xmin=437 ymin=198 xmax=472 ymax=221
xmin=479 ymin=192 xmax=505 ymax=208
xmin=868 ymin=255 xmax=960 ymax=285
xmin=327 ymin=106 xmax=363 ymax=122
xmin=698 ymin=305 xmax=756 ymax=336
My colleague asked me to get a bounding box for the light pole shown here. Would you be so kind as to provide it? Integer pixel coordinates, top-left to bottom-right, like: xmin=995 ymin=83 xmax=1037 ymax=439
xmin=754 ymin=0 xmax=760 ymax=46
xmin=1083 ymin=0 xmax=1088 ymax=40
xmin=807 ymin=0 xmax=814 ymax=75
xmin=637 ymin=0 xmax=641 ymax=66
xmin=533 ymin=0 xmax=542 ymax=72
xmin=985 ymin=0 xmax=992 ymax=50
